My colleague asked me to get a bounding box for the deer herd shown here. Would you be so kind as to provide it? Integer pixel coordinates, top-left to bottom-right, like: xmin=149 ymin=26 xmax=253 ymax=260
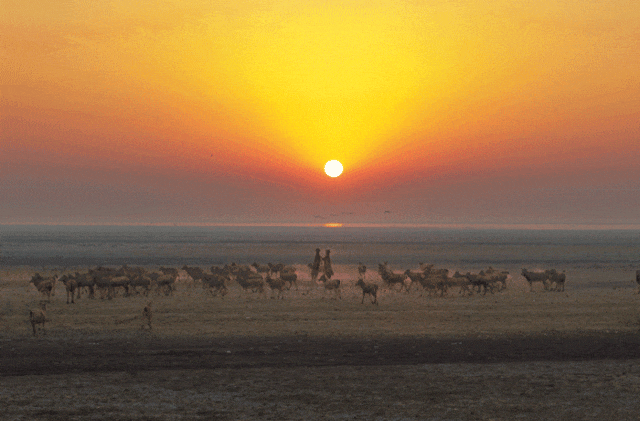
xmin=21 ymin=242 xmax=640 ymax=338
xmin=22 ymin=248 xmax=584 ymax=336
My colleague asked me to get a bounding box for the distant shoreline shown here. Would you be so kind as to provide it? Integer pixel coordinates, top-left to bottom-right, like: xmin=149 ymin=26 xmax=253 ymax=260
xmin=3 ymin=225 xmax=639 ymax=271
xmin=3 ymin=222 xmax=640 ymax=230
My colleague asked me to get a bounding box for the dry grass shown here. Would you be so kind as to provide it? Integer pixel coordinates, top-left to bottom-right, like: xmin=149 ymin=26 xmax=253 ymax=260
xmin=1 ymin=265 xmax=640 ymax=420
xmin=2 ymin=266 xmax=638 ymax=340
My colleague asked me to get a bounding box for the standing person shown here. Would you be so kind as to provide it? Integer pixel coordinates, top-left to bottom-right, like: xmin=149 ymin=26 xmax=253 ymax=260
xmin=310 ymin=248 xmax=322 ymax=282
xmin=323 ymin=249 xmax=334 ymax=279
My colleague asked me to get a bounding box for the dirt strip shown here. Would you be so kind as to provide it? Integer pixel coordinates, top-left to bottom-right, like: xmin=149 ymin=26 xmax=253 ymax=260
xmin=3 ymin=332 xmax=640 ymax=377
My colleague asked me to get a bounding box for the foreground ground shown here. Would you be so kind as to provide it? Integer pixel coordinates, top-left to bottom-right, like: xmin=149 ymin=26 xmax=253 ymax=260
xmin=1 ymin=266 xmax=640 ymax=420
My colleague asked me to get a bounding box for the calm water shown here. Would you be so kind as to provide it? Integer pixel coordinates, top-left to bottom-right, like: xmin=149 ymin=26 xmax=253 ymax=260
xmin=2 ymin=225 xmax=639 ymax=271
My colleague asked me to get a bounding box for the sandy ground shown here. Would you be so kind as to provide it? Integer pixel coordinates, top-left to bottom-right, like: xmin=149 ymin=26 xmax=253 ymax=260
xmin=1 ymin=266 xmax=640 ymax=420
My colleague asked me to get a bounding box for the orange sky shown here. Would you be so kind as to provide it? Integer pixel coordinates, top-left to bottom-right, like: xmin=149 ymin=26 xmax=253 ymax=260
xmin=2 ymin=0 xmax=639 ymax=225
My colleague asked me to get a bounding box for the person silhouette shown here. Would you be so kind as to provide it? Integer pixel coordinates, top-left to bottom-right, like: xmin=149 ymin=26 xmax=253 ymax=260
xmin=323 ymin=249 xmax=334 ymax=279
xmin=310 ymin=248 xmax=322 ymax=282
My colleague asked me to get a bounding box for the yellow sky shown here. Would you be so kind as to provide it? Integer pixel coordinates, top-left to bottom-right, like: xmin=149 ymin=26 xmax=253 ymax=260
xmin=2 ymin=0 xmax=639 ymax=224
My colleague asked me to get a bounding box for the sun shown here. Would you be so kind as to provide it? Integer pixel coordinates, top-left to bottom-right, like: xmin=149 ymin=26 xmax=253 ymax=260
xmin=324 ymin=160 xmax=343 ymax=177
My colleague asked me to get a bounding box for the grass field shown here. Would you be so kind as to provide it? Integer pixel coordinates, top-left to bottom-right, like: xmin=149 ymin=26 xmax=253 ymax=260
xmin=1 ymin=266 xmax=640 ymax=420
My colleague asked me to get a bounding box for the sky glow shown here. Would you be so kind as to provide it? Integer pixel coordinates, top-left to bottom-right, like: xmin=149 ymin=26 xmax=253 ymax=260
xmin=1 ymin=0 xmax=639 ymax=225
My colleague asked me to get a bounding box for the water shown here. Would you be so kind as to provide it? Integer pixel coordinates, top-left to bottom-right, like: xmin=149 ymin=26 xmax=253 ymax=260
xmin=2 ymin=225 xmax=639 ymax=288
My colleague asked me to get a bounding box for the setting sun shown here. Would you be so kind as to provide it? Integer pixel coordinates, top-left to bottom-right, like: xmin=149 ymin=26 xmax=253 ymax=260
xmin=324 ymin=160 xmax=343 ymax=178
xmin=2 ymin=0 xmax=639 ymax=226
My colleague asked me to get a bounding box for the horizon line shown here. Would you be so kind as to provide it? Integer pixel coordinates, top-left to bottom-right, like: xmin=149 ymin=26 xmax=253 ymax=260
xmin=2 ymin=222 xmax=640 ymax=230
